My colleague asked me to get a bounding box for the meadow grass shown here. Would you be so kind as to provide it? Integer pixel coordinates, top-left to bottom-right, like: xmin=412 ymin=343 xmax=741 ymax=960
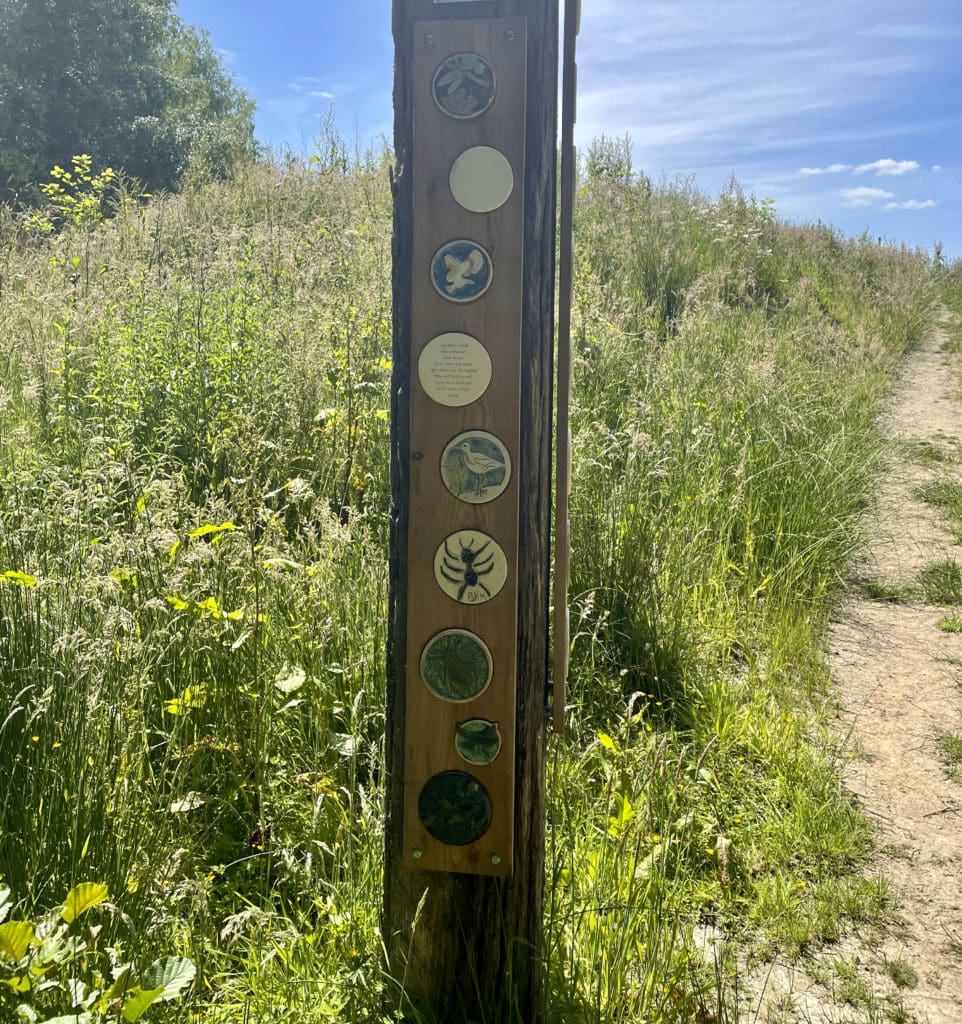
xmin=0 ymin=138 xmax=939 ymax=1022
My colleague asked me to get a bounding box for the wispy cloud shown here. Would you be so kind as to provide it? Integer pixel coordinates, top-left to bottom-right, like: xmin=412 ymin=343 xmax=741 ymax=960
xmin=840 ymin=187 xmax=895 ymax=208
xmin=798 ymin=163 xmax=852 ymax=175
xmin=576 ymin=0 xmax=936 ymax=175
xmin=864 ymin=22 xmax=962 ymax=41
xmin=884 ymin=198 xmax=937 ymax=210
xmin=854 ymin=158 xmax=919 ymax=176
xmin=287 ymin=76 xmax=329 ymax=94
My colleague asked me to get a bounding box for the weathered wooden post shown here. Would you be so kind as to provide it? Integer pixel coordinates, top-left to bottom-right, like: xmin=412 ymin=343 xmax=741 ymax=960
xmin=385 ymin=0 xmax=561 ymax=1019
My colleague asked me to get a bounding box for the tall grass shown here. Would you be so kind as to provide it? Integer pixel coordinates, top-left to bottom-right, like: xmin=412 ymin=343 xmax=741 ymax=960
xmin=0 ymin=135 xmax=936 ymax=1022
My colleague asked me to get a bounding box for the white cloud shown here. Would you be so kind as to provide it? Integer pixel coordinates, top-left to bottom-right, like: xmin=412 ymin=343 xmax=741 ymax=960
xmin=853 ymin=158 xmax=919 ymax=176
xmin=840 ymin=187 xmax=895 ymax=208
xmin=933 ymin=165 xmax=943 ymax=172
xmin=287 ymin=76 xmax=327 ymax=94
xmin=798 ymin=163 xmax=852 ymax=175
xmin=309 ymin=90 xmax=335 ymax=99
xmin=884 ymin=199 xmax=938 ymax=210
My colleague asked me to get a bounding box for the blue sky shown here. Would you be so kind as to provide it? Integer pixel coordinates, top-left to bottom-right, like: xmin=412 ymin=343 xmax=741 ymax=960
xmin=176 ymin=0 xmax=962 ymax=259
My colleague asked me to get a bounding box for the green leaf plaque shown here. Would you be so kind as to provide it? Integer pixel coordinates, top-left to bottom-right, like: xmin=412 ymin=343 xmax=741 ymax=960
xmin=420 ymin=628 xmax=493 ymax=702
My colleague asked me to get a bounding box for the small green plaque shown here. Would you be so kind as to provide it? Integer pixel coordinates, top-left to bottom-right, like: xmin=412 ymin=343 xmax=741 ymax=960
xmin=455 ymin=719 xmax=502 ymax=765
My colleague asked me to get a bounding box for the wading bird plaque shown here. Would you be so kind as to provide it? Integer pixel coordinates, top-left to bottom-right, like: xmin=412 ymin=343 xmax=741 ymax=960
xmin=397 ymin=15 xmax=527 ymax=877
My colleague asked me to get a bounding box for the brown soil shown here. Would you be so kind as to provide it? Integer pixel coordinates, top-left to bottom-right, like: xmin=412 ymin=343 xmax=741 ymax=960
xmin=743 ymin=310 xmax=962 ymax=1023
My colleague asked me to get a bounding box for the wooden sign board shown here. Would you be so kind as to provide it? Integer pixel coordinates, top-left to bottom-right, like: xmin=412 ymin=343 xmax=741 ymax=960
xmin=402 ymin=16 xmax=526 ymax=877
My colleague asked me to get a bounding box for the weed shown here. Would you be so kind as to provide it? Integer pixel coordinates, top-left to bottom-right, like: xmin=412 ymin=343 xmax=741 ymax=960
xmin=860 ymin=578 xmax=912 ymax=603
xmin=886 ymin=1001 xmax=917 ymax=1024
xmin=937 ymin=732 xmax=962 ymax=783
xmin=832 ymin=957 xmax=872 ymax=1006
xmin=904 ymin=439 xmax=953 ymax=466
xmin=915 ymin=479 xmax=962 ymax=539
xmin=917 ymin=559 xmax=962 ymax=604
xmin=937 ymin=614 xmax=962 ymax=632
xmin=883 ymin=958 xmax=918 ymax=989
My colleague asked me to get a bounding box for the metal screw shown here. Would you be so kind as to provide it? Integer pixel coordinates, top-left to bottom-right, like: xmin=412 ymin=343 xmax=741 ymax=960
xmin=506 ymin=31 xmax=516 ymax=42
xmin=491 ymin=853 xmax=502 ymax=865
xmin=425 ymin=34 xmax=434 ymax=47
xmin=413 ymin=847 xmax=424 ymax=860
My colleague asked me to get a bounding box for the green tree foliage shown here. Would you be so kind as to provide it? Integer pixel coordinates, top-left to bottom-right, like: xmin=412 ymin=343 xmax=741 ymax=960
xmin=0 ymin=0 xmax=255 ymax=198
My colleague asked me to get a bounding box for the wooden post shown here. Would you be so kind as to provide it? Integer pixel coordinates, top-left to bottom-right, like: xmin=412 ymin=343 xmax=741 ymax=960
xmin=385 ymin=1 xmax=558 ymax=1020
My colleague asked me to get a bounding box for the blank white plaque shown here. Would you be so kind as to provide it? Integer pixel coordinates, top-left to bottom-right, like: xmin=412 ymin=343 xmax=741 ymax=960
xmin=449 ymin=146 xmax=514 ymax=213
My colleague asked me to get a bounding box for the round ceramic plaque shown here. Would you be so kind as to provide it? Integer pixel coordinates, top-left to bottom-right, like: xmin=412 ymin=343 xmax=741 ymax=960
xmin=432 ymin=52 xmax=496 ymax=120
xmin=431 ymin=239 xmax=493 ymax=303
xmin=441 ymin=430 xmax=511 ymax=504
xmin=449 ymin=146 xmax=514 ymax=214
xmin=420 ymin=628 xmax=493 ymax=703
xmin=418 ymin=332 xmax=492 ymax=407
xmin=434 ymin=530 xmax=507 ymax=605
xmin=456 ymin=719 xmax=502 ymax=765
xmin=418 ymin=771 xmax=493 ymax=846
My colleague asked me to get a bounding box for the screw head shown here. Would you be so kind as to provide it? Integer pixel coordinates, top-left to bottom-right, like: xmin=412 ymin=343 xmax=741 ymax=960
xmin=491 ymin=853 xmax=502 ymax=865
xmin=413 ymin=847 xmax=423 ymax=860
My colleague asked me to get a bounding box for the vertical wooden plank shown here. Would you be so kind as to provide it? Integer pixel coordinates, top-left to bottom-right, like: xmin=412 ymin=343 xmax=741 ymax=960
xmin=403 ymin=16 xmax=526 ymax=878
xmin=386 ymin=1 xmax=558 ymax=1019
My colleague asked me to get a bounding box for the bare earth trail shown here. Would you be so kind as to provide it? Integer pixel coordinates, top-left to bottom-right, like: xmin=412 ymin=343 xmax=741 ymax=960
xmin=747 ymin=311 xmax=962 ymax=1023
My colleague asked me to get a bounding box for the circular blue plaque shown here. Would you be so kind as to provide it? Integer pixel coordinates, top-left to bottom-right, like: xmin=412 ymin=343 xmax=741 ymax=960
xmin=431 ymin=239 xmax=493 ymax=303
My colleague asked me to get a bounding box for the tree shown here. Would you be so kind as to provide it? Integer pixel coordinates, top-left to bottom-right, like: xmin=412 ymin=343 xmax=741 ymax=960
xmin=0 ymin=0 xmax=255 ymax=198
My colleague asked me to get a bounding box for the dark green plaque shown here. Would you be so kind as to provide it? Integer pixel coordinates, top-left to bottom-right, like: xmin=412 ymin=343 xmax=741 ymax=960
xmin=432 ymin=52 xmax=496 ymax=120
xmin=455 ymin=719 xmax=502 ymax=765
xmin=420 ymin=628 xmax=493 ymax=702
xmin=418 ymin=770 xmax=493 ymax=846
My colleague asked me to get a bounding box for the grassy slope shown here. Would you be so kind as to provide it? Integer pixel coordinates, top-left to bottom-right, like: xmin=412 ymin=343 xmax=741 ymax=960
xmin=0 ymin=143 xmax=938 ymax=1022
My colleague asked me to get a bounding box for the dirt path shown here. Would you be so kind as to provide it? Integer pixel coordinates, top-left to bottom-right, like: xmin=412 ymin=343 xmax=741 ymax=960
xmin=746 ymin=311 xmax=962 ymax=1023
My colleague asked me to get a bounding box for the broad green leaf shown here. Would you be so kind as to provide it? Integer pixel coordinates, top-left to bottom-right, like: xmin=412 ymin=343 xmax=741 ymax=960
xmin=597 ymin=731 xmax=617 ymax=751
xmin=0 ymin=570 xmax=37 ymax=587
xmin=188 ymin=521 xmax=237 ymax=538
xmin=61 ymin=882 xmax=108 ymax=924
xmin=142 ymin=955 xmax=196 ymax=1001
xmin=3 ymin=974 xmax=31 ymax=992
xmin=0 ymin=920 xmax=34 ymax=960
xmin=607 ymin=793 xmax=635 ymax=837
xmin=121 ymin=986 xmax=163 ymax=1022
xmin=104 ymin=962 xmax=134 ymax=1001
xmin=274 ymin=664 xmax=306 ymax=694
